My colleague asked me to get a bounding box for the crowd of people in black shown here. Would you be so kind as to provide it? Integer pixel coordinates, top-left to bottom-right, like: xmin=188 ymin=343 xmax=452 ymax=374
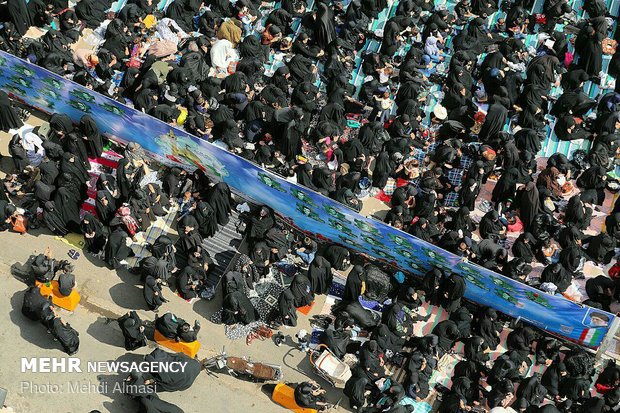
xmin=1 ymin=0 xmax=620 ymax=411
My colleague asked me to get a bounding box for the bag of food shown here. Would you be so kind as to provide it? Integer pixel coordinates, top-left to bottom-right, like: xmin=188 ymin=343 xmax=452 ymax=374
xmin=603 ymin=38 xmax=617 ymax=55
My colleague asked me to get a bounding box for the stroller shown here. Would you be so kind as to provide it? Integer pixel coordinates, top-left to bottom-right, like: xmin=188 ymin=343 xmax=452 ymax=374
xmin=308 ymin=344 xmax=352 ymax=387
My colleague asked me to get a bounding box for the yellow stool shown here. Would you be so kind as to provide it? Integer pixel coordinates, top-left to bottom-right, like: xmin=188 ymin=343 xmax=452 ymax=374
xmin=271 ymin=383 xmax=318 ymax=413
xmin=36 ymin=280 xmax=80 ymax=311
xmin=153 ymin=329 xmax=201 ymax=358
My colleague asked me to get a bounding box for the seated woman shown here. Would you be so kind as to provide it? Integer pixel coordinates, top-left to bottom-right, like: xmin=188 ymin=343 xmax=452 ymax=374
xmin=290 ymin=272 xmax=315 ymax=308
xmin=438 ymin=376 xmax=478 ymax=413
xmin=149 ymin=235 xmax=177 ymax=276
xmin=154 ymin=312 xmax=201 ymax=343
xmin=177 ymin=265 xmax=205 ymax=300
xmin=81 ymin=213 xmax=108 ymax=255
xmin=177 ymin=246 xmax=213 ymax=300
xmin=245 ymin=205 xmax=275 ymax=242
xmin=143 ymin=274 xmax=167 ymax=311
xmin=293 ymin=381 xmax=329 ymax=410
xmin=564 ymin=194 xmax=593 ymax=231
xmin=117 ymin=311 xmax=147 ymax=351
xmin=221 ymin=291 xmax=259 ymax=325
xmin=176 ymin=214 xmax=204 ymax=258
xmin=129 ymin=189 xmax=155 ymax=232
xmin=105 ymin=218 xmax=135 ymax=269
xmin=554 ymin=115 xmax=590 ymax=141
xmin=49 ymin=313 xmax=80 ymax=355
xmin=146 ymin=183 xmax=171 ymax=216
xmin=57 ymin=264 xmax=76 ymax=297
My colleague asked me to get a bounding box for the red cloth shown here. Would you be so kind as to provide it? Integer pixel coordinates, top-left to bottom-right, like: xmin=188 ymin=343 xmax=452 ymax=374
xmin=596 ymin=383 xmax=615 ymax=394
xmin=507 ymin=216 xmax=524 ymax=233
xmin=373 ymin=178 xmax=410 ymax=204
xmin=609 ymin=262 xmax=620 ymax=279
xmin=535 ymin=14 xmax=547 ymax=24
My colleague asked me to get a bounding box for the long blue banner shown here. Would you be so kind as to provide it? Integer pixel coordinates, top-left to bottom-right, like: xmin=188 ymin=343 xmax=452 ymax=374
xmin=0 ymin=50 xmax=612 ymax=348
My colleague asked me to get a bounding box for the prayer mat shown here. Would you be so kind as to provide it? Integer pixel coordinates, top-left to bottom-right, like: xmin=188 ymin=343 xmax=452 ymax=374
xmin=296 ymin=302 xmax=315 ymax=315
xmin=54 ymin=233 xmax=86 ymax=250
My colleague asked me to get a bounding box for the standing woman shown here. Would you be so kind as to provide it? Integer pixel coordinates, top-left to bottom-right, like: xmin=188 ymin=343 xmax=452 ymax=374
xmin=0 ymin=91 xmax=23 ymax=133
xmin=516 ymin=182 xmax=541 ymax=232
xmin=314 ymin=0 xmax=336 ymax=51
xmin=8 ymin=134 xmax=29 ymax=173
xmin=343 ymin=265 xmax=366 ymax=303
xmin=207 ymin=182 xmax=233 ymax=226
xmin=574 ymin=22 xmax=604 ymax=78
xmin=441 ymin=273 xmax=466 ymax=314
xmin=278 ymin=288 xmax=298 ymax=327
xmin=79 ymin=115 xmax=104 ymax=159
xmin=7 ymin=0 xmax=33 ymax=36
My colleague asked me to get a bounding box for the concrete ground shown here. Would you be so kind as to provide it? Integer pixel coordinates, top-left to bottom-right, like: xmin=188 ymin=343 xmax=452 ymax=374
xmin=0 ymin=218 xmax=348 ymax=413
xmin=0 ymin=119 xmax=346 ymax=413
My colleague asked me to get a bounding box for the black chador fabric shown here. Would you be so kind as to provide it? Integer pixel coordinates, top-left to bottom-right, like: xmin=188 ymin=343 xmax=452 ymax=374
xmin=9 ymin=134 xmax=28 ymax=172
xmin=144 ymin=349 xmax=201 ymax=392
xmin=75 ymin=0 xmax=107 ymax=28
xmin=322 ymin=245 xmax=350 ymax=271
xmin=44 ymin=187 xmax=81 ymax=235
xmin=344 ymin=375 xmax=369 ymax=409
xmin=516 ymin=182 xmax=541 ymax=231
xmin=432 ymin=320 xmax=459 ymax=354
xmin=50 ymin=317 xmax=80 ymax=354
xmin=61 ymin=152 xmax=89 ymax=184
xmin=138 ymin=394 xmax=185 ymax=413
xmin=7 ymin=0 xmax=33 ymax=36
xmin=193 ymin=201 xmax=218 ymax=238
xmin=314 ymin=1 xmax=336 ymax=50
xmin=144 ymin=274 xmax=165 ymax=310
xmin=79 ymin=114 xmax=104 ymax=158
xmin=287 ymin=55 xmax=314 ymax=86
xmin=307 ymin=256 xmax=333 ymax=295
xmin=512 ymin=232 xmax=536 ymax=263
xmin=492 ymin=167 xmax=519 ymax=203
xmin=320 ymin=325 xmax=351 ymax=358
xmin=22 ymin=285 xmax=52 ymax=322
xmin=81 ymin=213 xmax=107 ymax=254
xmin=343 ymin=265 xmax=365 ymax=303
xmin=464 ymin=336 xmax=490 ymax=364
xmin=344 ymin=301 xmax=378 ymax=329
xmin=476 ymin=307 xmax=502 ymax=350
xmin=0 ymin=91 xmax=23 ymax=132
xmin=118 ymin=311 xmax=147 ymax=351
xmin=421 ymin=268 xmax=443 ymax=306
xmin=221 ymin=290 xmax=259 ymax=325
xmin=478 ymin=210 xmax=503 ymax=240
xmin=290 ymin=272 xmax=314 ymax=307
xmin=564 ymin=194 xmax=592 ymax=231
xmin=176 ymin=215 xmax=203 ymax=256
xmin=206 ymin=182 xmax=232 ymax=226
xmin=541 ymin=362 xmax=567 ymax=397
xmin=105 ymin=220 xmax=133 ymax=269
xmin=246 ymin=206 xmax=275 ymax=240
xmin=278 ymin=288 xmax=298 ymax=327
xmin=478 ymin=102 xmax=508 ymax=142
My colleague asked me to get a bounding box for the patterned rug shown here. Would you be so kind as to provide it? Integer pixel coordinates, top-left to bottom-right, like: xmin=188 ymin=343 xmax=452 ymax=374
xmin=210 ymin=271 xmax=287 ymax=340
